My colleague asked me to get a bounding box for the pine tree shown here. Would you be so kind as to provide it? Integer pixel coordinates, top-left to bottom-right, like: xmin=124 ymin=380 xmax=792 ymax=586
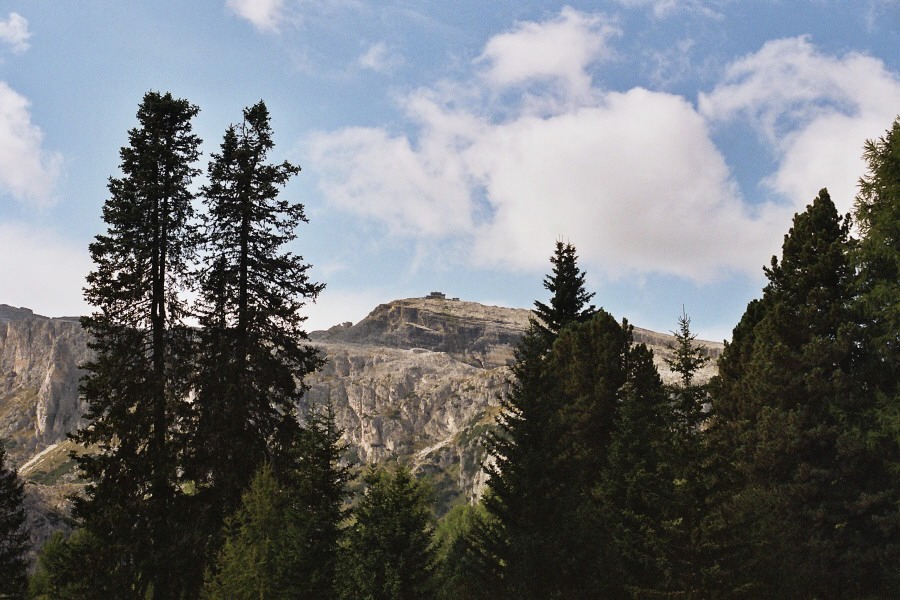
xmin=203 ymin=408 xmax=348 ymax=600
xmin=704 ymin=189 xmax=891 ymax=598
xmin=75 ymin=91 xmax=201 ymax=598
xmin=189 ymin=100 xmax=324 ymax=572
xmin=661 ymin=310 xmax=712 ymax=595
xmin=478 ymin=241 xmax=595 ymax=597
xmin=338 ymin=466 xmax=435 ymax=600
xmin=0 ymin=440 xmax=27 ymax=599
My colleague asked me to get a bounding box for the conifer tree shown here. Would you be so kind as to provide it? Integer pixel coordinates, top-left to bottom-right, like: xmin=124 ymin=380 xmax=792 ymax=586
xmin=338 ymin=466 xmax=435 ymax=600
xmin=478 ymin=241 xmax=595 ymax=596
xmin=0 ymin=440 xmax=27 ymax=599
xmin=202 ymin=408 xmax=348 ymax=600
xmin=189 ymin=100 xmax=324 ymax=570
xmin=75 ymin=91 xmax=201 ymax=598
xmin=661 ymin=310 xmax=711 ymax=594
xmin=850 ymin=119 xmax=900 ymax=594
xmin=704 ymin=189 xmax=893 ymax=597
xmin=594 ymin=343 xmax=678 ymax=598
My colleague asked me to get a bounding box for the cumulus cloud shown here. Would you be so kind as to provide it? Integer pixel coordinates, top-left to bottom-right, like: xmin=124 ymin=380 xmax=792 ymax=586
xmin=308 ymin=9 xmax=896 ymax=282
xmin=0 ymin=82 xmax=63 ymax=208
xmin=226 ymin=0 xmax=285 ymax=32
xmin=0 ymin=12 xmax=30 ymax=54
xmin=358 ymin=42 xmax=403 ymax=73
xmin=0 ymin=223 xmax=91 ymax=317
xmin=700 ymin=36 xmax=900 ymax=212
xmin=476 ymin=6 xmax=619 ymax=104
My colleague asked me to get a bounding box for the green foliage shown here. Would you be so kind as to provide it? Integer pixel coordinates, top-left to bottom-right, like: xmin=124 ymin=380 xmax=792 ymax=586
xmin=188 ymin=100 xmax=324 ymax=576
xmin=0 ymin=440 xmax=27 ymax=599
xmin=338 ymin=466 xmax=435 ymax=600
xmin=479 ymin=242 xmax=598 ymax=598
xmin=203 ymin=407 xmax=349 ymax=600
xmin=432 ymin=503 xmax=491 ymax=600
xmin=202 ymin=464 xmax=289 ymax=599
xmin=75 ymin=91 xmax=201 ymax=598
xmin=704 ymin=188 xmax=898 ymax=598
xmin=28 ymin=529 xmax=114 ymax=600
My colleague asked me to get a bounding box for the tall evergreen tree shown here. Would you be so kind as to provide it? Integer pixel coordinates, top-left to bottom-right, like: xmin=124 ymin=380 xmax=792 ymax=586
xmin=662 ymin=310 xmax=712 ymax=596
xmin=189 ymin=101 xmax=324 ymax=570
xmin=594 ymin=342 xmax=678 ymax=598
xmin=75 ymin=91 xmax=201 ymax=599
xmin=338 ymin=466 xmax=435 ymax=600
xmin=276 ymin=405 xmax=350 ymax=599
xmin=478 ymin=241 xmax=595 ymax=597
xmin=704 ymin=189 xmax=893 ymax=598
xmin=0 ymin=440 xmax=27 ymax=600
xmin=850 ymin=119 xmax=900 ymax=594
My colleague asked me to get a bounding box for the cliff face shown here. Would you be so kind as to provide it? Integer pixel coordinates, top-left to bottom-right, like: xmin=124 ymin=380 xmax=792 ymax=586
xmin=0 ymin=297 xmax=724 ymax=548
xmin=0 ymin=308 xmax=90 ymax=465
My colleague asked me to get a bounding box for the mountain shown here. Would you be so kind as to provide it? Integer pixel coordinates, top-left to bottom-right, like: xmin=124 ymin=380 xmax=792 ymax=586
xmin=0 ymin=297 xmax=723 ymax=555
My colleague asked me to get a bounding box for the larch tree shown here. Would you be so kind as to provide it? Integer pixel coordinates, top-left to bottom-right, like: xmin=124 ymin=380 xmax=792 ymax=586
xmin=75 ymin=91 xmax=201 ymax=599
xmin=850 ymin=119 xmax=900 ymax=595
xmin=189 ymin=100 xmax=324 ymax=571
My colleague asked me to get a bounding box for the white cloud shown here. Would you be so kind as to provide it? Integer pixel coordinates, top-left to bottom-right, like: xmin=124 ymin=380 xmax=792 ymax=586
xmin=0 ymin=82 xmax=63 ymax=208
xmin=0 ymin=13 xmax=30 ymax=54
xmin=302 ymin=287 xmax=392 ymax=332
xmin=700 ymin=36 xmax=900 ymax=212
xmin=476 ymin=6 xmax=619 ymax=104
xmin=0 ymin=223 xmax=91 ymax=317
xmin=308 ymin=11 xmax=896 ymax=284
xmin=226 ymin=0 xmax=285 ymax=32
xmin=358 ymin=42 xmax=403 ymax=73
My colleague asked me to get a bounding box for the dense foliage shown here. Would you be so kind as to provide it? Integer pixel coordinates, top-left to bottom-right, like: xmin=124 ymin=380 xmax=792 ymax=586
xmin=19 ymin=97 xmax=898 ymax=599
xmin=0 ymin=440 xmax=27 ymax=599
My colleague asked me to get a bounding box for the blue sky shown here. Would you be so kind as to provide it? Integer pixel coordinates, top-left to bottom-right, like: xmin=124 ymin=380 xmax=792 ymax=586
xmin=1 ymin=1 xmax=899 ymax=341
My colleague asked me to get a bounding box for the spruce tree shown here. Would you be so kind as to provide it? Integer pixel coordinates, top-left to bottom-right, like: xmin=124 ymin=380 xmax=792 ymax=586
xmin=594 ymin=343 xmax=678 ymax=598
xmin=661 ymin=310 xmax=711 ymax=595
xmin=478 ymin=241 xmax=595 ymax=597
xmin=189 ymin=101 xmax=324 ymax=570
xmin=75 ymin=91 xmax=200 ymax=598
xmin=0 ymin=440 xmax=27 ymax=599
xmin=338 ymin=466 xmax=435 ymax=600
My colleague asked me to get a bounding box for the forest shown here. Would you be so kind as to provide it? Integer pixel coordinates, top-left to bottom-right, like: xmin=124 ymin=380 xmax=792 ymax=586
xmin=0 ymin=91 xmax=897 ymax=599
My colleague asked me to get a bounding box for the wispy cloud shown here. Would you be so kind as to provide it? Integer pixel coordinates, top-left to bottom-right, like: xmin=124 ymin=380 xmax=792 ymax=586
xmin=358 ymin=42 xmax=403 ymax=73
xmin=0 ymin=13 xmax=30 ymax=54
xmin=226 ymin=0 xmax=286 ymax=32
xmin=0 ymin=82 xmax=63 ymax=208
xmin=700 ymin=36 xmax=900 ymax=213
xmin=613 ymin=0 xmax=725 ymax=19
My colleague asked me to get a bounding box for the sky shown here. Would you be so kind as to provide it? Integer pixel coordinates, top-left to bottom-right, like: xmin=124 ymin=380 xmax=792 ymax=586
xmin=1 ymin=1 xmax=899 ymax=341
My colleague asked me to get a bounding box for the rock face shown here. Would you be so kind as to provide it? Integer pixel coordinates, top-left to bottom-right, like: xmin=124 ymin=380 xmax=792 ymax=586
xmin=0 ymin=297 xmax=724 ymax=550
xmin=0 ymin=307 xmax=90 ymax=465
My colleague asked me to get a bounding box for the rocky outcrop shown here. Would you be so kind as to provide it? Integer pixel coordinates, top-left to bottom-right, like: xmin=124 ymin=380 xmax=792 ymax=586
xmin=0 ymin=297 xmax=725 ymax=547
xmin=311 ymin=298 xmax=532 ymax=368
xmin=0 ymin=307 xmax=90 ymax=466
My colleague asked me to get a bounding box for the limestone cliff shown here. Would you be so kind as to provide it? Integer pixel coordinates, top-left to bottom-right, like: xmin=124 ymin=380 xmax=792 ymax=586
xmin=0 ymin=297 xmax=724 ymax=553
